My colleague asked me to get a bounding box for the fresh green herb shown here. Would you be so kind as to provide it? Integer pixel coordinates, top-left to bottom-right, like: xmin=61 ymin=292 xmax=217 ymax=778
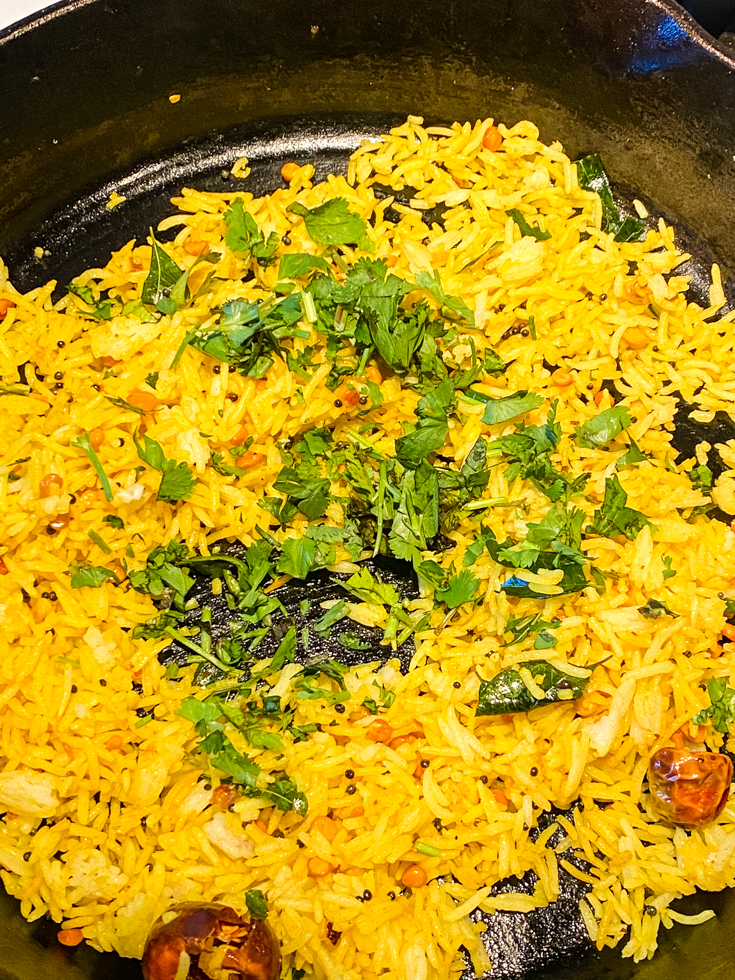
xmin=66 ymin=282 xmax=112 ymax=320
xmin=314 ymin=600 xmax=349 ymax=637
xmin=477 ymin=660 xmax=593 ymax=715
xmin=267 ymin=462 xmax=331 ymax=523
xmin=128 ymin=540 xmax=195 ymax=600
xmin=337 ymin=632 xmax=373 ymax=651
xmin=616 ymin=438 xmax=647 ymax=468
xmin=576 ymin=405 xmax=632 ymax=449
xmin=481 ymin=390 xmax=544 ymax=426
xmin=277 ymin=537 xmax=317 ymax=580
xmin=72 ymin=431 xmax=113 ymax=502
xmin=689 ymin=464 xmax=714 ymax=493
xmin=388 ymin=460 xmax=439 ymax=568
xmin=145 ymin=372 xmax=160 ymax=390
xmin=190 ymin=290 xmax=305 ymax=379
xmin=575 ymin=155 xmax=646 ymax=243
xmin=87 ymin=529 xmax=112 ymax=554
xmin=278 ymin=253 xmax=333 ymax=278
xmin=589 ymin=474 xmax=652 ymax=541
xmin=340 ymin=567 xmax=399 ymax=607
xmin=395 ymin=378 xmax=456 ymax=469
xmin=528 ymin=315 xmax=537 ymax=340
xmin=504 ymin=612 xmax=560 ymax=649
xmin=662 ymin=555 xmax=676 ymax=580
xmin=245 ymin=889 xmax=269 ymax=920
xmin=105 ymin=395 xmax=146 ymax=416
xmin=135 ymin=714 xmax=153 ymax=728
xmin=287 ymin=197 xmax=373 ymax=251
xmin=170 ymin=326 xmax=199 ymax=370
xmin=69 ymin=563 xmax=118 ymax=589
xmin=693 ymin=677 xmax=735 ymax=734
xmin=103 ymin=515 xmax=125 ymax=530
xmin=142 ymin=230 xmax=183 ymax=310
xmin=435 ymin=569 xmax=480 ymax=609
xmin=224 ymin=198 xmax=280 ymax=265
xmin=506 ymin=208 xmax=551 ymax=241
xmin=415 ymin=841 xmax=442 ymax=857
xmin=177 ymin=697 xmax=308 ymax=812
xmin=134 ymin=431 xmax=196 ymax=503
xmin=638 ymin=598 xmax=678 ymax=619
xmin=415 ymin=269 xmax=475 ymax=326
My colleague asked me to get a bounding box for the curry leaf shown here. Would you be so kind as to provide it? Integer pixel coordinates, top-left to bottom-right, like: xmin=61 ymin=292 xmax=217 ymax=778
xmin=477 ymin=660 xmax=593 ymax=715
xmin=506 ymin=208 xmax=551 ymax=241
xmin=142 ymin=230 xmax=183 ymax=306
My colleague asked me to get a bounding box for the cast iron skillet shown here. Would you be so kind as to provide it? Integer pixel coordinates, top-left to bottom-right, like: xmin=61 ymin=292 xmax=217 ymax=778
xmin=2 ymin=1 xmax=735 ymax=978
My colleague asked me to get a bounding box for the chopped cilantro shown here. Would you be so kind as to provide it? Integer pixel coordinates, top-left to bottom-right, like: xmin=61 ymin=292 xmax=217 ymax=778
xmin=134 ymin=431 xmax=196 ymax=503
xmin=224 ymin=198 xmax=280 ymax=265
xmin=69 ymin=563 xmax=118 ymax=589
xmin=287 ymin=197 xmax=373 ymax=251
xmin=576 ymin=405 xmax=632 ymax=449
xmin=481 ymin=390 xmax=544 ymax=426
xmin=693 ymin=677 xmax=735 ymax=734
xmin=589 ymin=474 xmax=652 ymax=541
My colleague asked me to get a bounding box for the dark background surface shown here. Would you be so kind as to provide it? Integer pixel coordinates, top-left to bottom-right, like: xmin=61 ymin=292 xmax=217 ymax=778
xmin=2 ymin=1 xmax=735 ymax=979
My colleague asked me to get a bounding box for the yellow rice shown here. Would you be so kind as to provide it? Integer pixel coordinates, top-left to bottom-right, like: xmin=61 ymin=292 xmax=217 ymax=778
xmin=0 ymin=115 xmax=734 ymax=978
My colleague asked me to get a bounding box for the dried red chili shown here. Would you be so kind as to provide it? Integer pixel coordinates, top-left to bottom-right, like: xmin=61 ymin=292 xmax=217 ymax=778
xmin=648 ymin=747 xmax=733 ymax=829
xmin=141 ymin=902 xmax=280 ymax=980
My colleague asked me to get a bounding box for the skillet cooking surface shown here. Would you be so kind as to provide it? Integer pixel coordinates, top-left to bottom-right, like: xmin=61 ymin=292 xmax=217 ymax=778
xmin=2 ymin=1 xmax=735 ymax=978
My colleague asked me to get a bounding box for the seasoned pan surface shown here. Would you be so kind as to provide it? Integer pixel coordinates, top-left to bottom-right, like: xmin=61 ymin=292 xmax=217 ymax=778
xmin=2 ymin=2 xmax=735 ymax=979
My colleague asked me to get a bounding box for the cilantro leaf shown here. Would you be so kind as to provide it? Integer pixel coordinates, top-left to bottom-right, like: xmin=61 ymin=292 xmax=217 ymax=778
xmin=616 ymin=437 xmax=647 ymax=468
xmin=435 ymin=569 xmax=479 ymax=609
xmin=506 ymin=208 xmax=551 ymax=241
xmin=576 ymin=405 xmax=632 ymax=449
xmin=277 ymin=537 xmax=317 ymax=579
xmin=134 ymin=431 xmax=166 ymax=470
xmin=415 ymin=269 xmax=475 ymax=326
xmin=158 ymin=458 xmax=197 ymax=504
xmin=662 ymin=555 xmax=676 ymax=580
xmin=278 ymin=253 xmax=333 ymax=278
xmin=288 ymin=198 xmax=373 ymax=251
xmin=590 ymin=474 xmax=652 ymax=541
xmin=67 ymin=283 xmax=112 ymax=320
xmin=482 ymin=390 xmax=544 ymax=426
xmin=271 ymin=464 xmax=331 ymax=521
xmin=224 ymin=197 xmax=280 ymax=265
xmin=134 ymin=431 xmax=196 ymax=503
xmin=689 ymin=464 xmax=714 ymax=493
xmin=340 ymin=567 xmax=399 ymax=607
xmin=70 ymin=564 xmax=118 ymax=589
xmin=245 ymin=890 xmax=269 ymax=920
xmin=389 ymin=459 xmax=440 ymax=567
xmin=103 ymin=515 xmax=125 ymax=530
xmin=395 ymin=417 xmax=448 ymax=469
xmin=693 ymin=677 xmax=735 ymax=734
xmin=638 ymin=598 xmax=678 ymax=619
xmin=395 ymin=378 xmax=456 ymax=469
